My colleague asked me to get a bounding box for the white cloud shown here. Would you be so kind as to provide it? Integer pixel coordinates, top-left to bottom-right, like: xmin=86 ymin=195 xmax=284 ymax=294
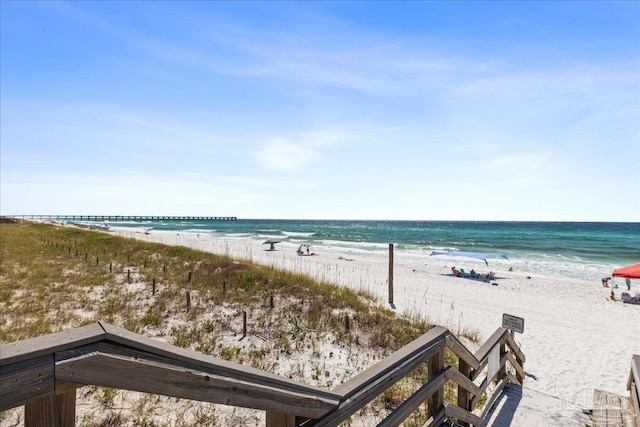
xmin=252 ymin=137 xmax=316 ymax=171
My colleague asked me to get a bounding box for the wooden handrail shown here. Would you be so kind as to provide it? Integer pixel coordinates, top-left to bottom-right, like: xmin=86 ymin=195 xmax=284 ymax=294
xmin=1 ymin=322 xmax=527 ymax=426
xmin=628 ymin=354 xmax=640 ymax=426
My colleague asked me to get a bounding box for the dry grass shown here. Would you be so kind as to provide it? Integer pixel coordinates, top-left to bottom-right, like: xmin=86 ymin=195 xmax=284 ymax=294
xmin=0 ymin=221 xmax=478 ymax=426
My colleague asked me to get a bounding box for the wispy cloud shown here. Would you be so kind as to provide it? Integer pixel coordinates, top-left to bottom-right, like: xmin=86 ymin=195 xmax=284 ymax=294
xmin=252 ymin=138 xmax=316 ymax=171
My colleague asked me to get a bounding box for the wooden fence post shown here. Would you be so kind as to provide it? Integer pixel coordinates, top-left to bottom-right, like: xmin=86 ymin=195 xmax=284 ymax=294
xmin=428 ymin=349 xmax=444 ymax=417
xmin=186 ymin=291 xmax=191 ymax=311
xmin=458 ymin=359 xmax=472 ymax=427
xmin=242 ymin=311 xmax=247 ymax=338
xmin=388 ymin=244 xmax=394 ymax=304
xmin=265 ymin=411 xmax=296 ymax=427
xmin=25 ymin=389 xmax=76 ymax=427
xmin=152 ymin=277 xmax=156 ymax=295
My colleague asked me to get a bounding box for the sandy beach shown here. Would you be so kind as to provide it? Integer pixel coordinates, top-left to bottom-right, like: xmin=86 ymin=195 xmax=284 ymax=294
xmin=110 ymin=228 xmax=640 ymax=426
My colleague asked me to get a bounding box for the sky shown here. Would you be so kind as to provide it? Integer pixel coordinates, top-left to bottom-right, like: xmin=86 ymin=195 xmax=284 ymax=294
xmin=1 ymin=1 xmax=639 ymax=221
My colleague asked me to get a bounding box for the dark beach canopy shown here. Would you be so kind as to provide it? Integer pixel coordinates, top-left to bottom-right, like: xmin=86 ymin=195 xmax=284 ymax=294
xmin=429 ymin=250 xmax=510 ymax=266
xmin=612 ymin=262 xmax=640 ymax=279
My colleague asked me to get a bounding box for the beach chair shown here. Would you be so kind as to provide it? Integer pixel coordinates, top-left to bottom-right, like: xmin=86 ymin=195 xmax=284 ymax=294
xmin=459 ymin=269 xmax=471 ymax=278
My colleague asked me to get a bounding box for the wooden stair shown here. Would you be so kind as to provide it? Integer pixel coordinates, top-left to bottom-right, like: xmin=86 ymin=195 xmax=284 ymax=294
xmin=592 ymin=389 xmax=637 ymax=427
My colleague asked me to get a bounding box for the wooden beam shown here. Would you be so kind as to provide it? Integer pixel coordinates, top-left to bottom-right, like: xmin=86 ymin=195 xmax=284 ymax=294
xmin=428 ymin=350 xmax=444 ymax=418
xmin=424 ymin=405 xmax=446 ymax=427
xmin=445 ymin=334 xmax=480 ymax=370
xmin=55 ymin=352 xmax=337 ymax=419
xmin=0 ymin=355 xmax=54 ymax=411
xmin=266 ymin=412 xmax=297 ymax=427
xmin=24 ymin=389 xmax=75 ymax=427
xmin=443 ymin=402 xmax=482 ymax=426
xmin=376 ymin=367 xmax=448 ymax=427
xmin=333 ymin=326 xmax=448 ymax=398
xmin=451 ymin=361 xmax=473 ymax=427
xmin=98 ymin=323 xmax=339 ymax=402
xmin=312 ymin=342 xmax=444 ymax=426
xmin=0 ymin=323 xmax=105 ymax=366
xmin=474 ymin=328 xmax=507 ymax=362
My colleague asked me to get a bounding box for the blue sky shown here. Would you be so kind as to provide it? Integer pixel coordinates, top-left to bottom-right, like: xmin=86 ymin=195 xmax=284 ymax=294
xmin=2 ymin=1 xmax=638 ymax=221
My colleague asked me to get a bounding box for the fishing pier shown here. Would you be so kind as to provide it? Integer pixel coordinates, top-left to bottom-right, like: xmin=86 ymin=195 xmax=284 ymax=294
xmin=9 ymin=215 xmax=237 ymax=221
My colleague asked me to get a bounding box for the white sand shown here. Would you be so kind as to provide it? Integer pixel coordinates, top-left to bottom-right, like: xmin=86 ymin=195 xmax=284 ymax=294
xmin=113 ymin=228 xmax=640 ymax=425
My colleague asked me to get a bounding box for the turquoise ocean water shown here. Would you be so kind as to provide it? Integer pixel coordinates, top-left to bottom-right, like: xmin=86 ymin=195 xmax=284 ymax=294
xmin=98 ymin=219 xmax=639 ymax=283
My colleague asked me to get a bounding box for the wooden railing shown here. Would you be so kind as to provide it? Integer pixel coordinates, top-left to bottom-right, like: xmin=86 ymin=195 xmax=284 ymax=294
xmin=628 ymin=354 xmax=640 ymax=427
xmin=0 ymin=322 xmax=525 ymax=427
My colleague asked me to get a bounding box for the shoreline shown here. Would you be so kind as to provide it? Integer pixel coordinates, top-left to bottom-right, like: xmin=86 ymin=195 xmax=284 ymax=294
xmin=111 ymin=228 xmax=639 ymax=403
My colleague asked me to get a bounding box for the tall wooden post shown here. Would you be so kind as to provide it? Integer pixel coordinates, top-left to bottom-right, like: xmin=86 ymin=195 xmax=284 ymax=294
xmin=388 ymin=244 xmax=394 ymax=304
xmin=265 ymin=412 xmax=296 ymax=427
xmin=428 ymin=350 xmax=444 ymax=417
xmin=457 ymin=359 xmax=472 ymax=427
xmin=242 ymin=311 xmax=247 ymax=338
xmin=25 ymin=390 xmax=75 ymax=427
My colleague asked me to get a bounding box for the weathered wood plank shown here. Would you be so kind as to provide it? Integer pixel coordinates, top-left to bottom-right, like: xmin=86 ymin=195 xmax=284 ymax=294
xmin=505 ymin=332 xmax=526 ymax=363
xmin=376 ymin=367 xmax=448 ymax=427
xmin=445 ymin=334 xmax=480 ymax=370
xmin=592 ymin=389 xmax=635 ymax=427
xmin=505 ymin=352 xmax=525 ymax=384
xmin=55 ymin=352 xmax=337 ymax=419
xmin=446 ymin=365 xmax=481 ymax=397
xmin=0 ymin=355 xmax=54 ymax=411
xmin=629 ymin=354 xmax=640 ymax=427
xmin=629 ymin=379 xmax=640 ymax=427
xmin=24 ymin=389 xmax=75 ymax=427
xmin=25 ymin=396 xmax=54 ymax=427
xmin=266 ymin=412 xmax=297 ymax=427
xmin=424 ymin=405 xmax=446 ymax=427
xmin=628 ymin=355 xmax=640 ymax=392
xmin=444 ymin=401 xmax=482 ymax=426
xmin=310 ymin=343 xmax=444 ymax=427
xmin=98 ymin=322 xmax=339 ymax=401
xmin=474 ymin=328 xmax=507 ymax=363
xmin=0 ymin=323 xmax=105 ymax=366
xmin=428 ymin=350 xmax=444 ymax=418
xmin=471 ymin=354 xmax=511 ymax=408
xmin=456 ymin=359 xmax=473 ymax=427
xmin=333 ymin=326 xmax=448 ymax=397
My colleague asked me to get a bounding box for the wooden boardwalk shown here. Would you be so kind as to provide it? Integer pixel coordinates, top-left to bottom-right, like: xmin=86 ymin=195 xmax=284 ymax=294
xmin=1 ymin=322 xmax=526 ymax=427
xmin=592 ymin=389 xmax=637 ymax=427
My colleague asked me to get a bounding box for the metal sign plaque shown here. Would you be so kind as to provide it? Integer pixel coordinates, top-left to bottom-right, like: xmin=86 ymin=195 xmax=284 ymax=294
xmin=502 ymin=313 xmax=524 ymax=333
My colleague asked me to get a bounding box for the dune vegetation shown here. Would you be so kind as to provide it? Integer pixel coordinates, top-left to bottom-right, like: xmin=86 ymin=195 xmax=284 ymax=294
xmin=0 ymin=220 xmax=474 ymax=426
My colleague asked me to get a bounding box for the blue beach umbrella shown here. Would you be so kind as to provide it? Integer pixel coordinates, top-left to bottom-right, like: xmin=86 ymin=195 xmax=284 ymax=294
xmin=429 ymin=250 xmax=509 ymax=266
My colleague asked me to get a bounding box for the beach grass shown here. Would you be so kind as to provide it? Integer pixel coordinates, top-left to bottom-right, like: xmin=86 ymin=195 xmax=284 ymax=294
xmin=0 ymin=221 xmax=475 ymax=425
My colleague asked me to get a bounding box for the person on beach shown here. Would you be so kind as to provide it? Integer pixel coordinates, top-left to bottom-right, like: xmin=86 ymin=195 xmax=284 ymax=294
xmin=451 ymin=266 xmax=461 ymax=277
xmin=602 ymin=277 xmax=611 ymax=287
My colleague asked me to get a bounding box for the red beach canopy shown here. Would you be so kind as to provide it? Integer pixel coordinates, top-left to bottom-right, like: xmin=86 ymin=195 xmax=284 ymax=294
xmin=612 ymin=263 xmax=640 ymax=279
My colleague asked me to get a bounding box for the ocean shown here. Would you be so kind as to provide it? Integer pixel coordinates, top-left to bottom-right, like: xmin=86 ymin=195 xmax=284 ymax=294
xmin=95 ymin=219 xmax=639 ymax=283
